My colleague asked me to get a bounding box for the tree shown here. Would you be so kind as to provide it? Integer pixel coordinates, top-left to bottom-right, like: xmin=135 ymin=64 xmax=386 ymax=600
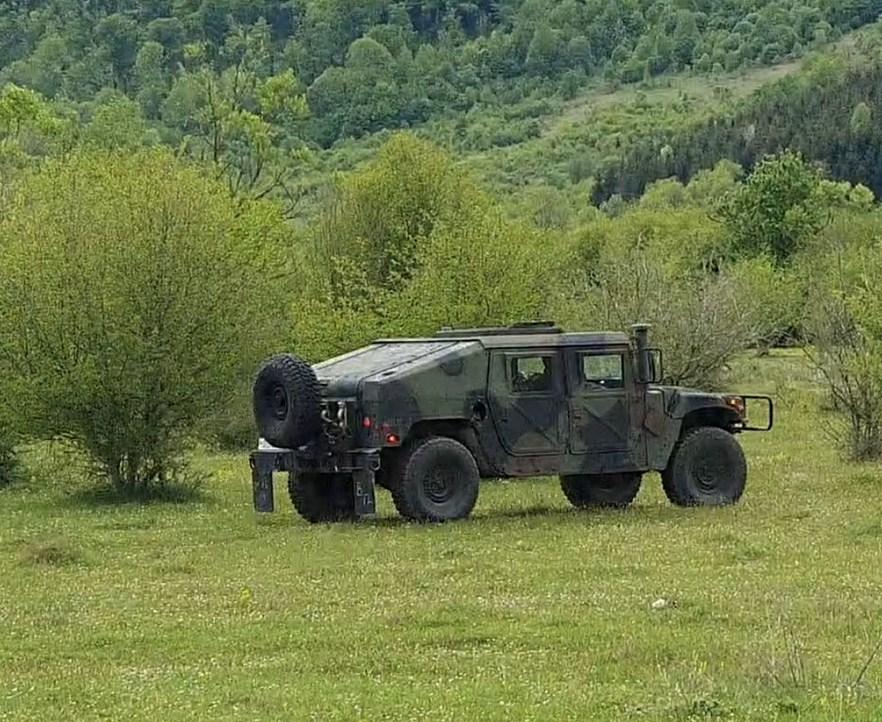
xmin=0 ymin=401 xmax=18 ymax=487
xmin=83 ymin=95 xmax=155 ymax=150
xmin=310 ymin=133 xmax=482 ymax=292
xmin=805 ymin=245 xmax=882 ymax=460
xmin=293 ymin=134 xmax=545 ymax=360
xmin=850 ymin=101 xmax=872 ymax=138
xmin=672 ymin=10 xmax=699 ymax=66
xmin=96 ymin=13 xmax=141 ymax=90
xmin=554 ymin=208 xmax=773 ymax=388
xmin=134 ymin=41 xmax=168 ymax=118
xmin=390 ymin=210 xmax=552 ymax=333
xmin=0 ymin=150 xmax=288 ymax=492
xmin=162 ymin=67 xmax=309 ymax=214
xmin=525 ymin=24 xmax=561 ymax=75
xmin=719 ymin=151 xmax=824 ymax=265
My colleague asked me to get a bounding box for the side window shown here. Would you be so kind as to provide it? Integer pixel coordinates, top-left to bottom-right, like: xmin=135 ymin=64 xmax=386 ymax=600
xmin=581 ymin=354 xmax=624 ymax=390
xmin=510 ymin=355 xmax=553 ymax=393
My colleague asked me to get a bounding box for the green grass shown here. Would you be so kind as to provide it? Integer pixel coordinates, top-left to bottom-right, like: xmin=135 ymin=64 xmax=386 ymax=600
xmin=2 ymin=351 xmax=882 ymax=721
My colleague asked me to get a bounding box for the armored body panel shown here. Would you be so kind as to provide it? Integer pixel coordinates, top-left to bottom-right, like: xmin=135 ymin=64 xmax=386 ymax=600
xmin=250 ymin=323 xmax=773 ymax=522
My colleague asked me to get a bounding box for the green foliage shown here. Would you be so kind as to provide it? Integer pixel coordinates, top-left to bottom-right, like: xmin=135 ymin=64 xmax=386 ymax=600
xmin=162 ymin=66 xmax=309 ymax=213
xmin=390 ymin=211 xmax=553 ymax=333
xmin=310 ymin=134 xmax=482 ymax=293
xmin=600 ymin=33 xmax=882 ymax=203
xmin=719 ymin=151 xmax=824 ymax=264
xmin=805 ymin=241 xmax=882 ymax=460
xmin=850 ymin=100 xmax=872 ymax=137
xmin=293 ymin=134 xmax=555 ymax=360
xmin=0 ymin=150 xmax=288 ymax=491
xmin=555 ymin=207 xmax=780 ymax=387
xmin=0 ymin=0 xmax=872 ymax=148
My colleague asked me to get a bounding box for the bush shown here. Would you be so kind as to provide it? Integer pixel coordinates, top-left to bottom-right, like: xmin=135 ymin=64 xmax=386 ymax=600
xmin=804 ymin=244 xmax=882 ymax=460
xmin=0 ymin=150 xmax=287 ymax=491
xmin=291 ymin=135 xmax=563 ymax=361
xmin=719 ymin=151 xmax=824 ymax=264
xmin=388 ymin=211 xmax=555 ymax=333
xmin=555 ymin=208 xmax=772 ymax=388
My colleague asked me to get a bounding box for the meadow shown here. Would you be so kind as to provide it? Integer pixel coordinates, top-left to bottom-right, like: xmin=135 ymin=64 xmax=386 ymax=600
xmin=1 ymin=351 xmax=881 ymax=721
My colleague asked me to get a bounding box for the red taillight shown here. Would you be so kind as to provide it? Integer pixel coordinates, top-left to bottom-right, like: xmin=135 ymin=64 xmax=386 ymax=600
xmin=385 ymin=433 xmax=400 ymax=445
xmin=362 ymin=416 xmax=372 ymax=429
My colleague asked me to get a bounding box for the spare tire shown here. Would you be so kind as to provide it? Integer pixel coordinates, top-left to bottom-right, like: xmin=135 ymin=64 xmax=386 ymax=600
xmin=253 ymin=354 xmax=322 ymax=449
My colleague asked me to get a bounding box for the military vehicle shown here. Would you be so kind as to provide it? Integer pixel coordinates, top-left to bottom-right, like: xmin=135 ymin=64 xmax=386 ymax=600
xmin=249 ymin=323 xmax=772 ymax=523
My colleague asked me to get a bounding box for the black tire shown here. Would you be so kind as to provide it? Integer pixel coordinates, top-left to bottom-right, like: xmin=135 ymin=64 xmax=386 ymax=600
xmin=662 ymin=426 xmax=747 ymax=507
xmin=253 ymin=354 xmax=321 ymax=449
xmin=560 ymin=473 xmax=642 ymax=509
xmin=391 ymin=437 xmax=480 ymax=522
xmin=288 ymin=473 xmax=356 ymax=523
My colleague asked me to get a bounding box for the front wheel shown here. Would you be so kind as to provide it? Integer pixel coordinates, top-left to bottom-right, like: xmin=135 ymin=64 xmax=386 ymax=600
xmin=560 ymin=473 xmax=642 ymax=509
xmin=391 ymin=437 xmax=480 ymax=522
xmin=662 ymin=426 xmax=746 ymax=507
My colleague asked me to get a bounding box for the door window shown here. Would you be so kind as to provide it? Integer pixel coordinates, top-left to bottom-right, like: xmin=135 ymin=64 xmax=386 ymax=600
xmin=510 ymin=355 xmax=553 ymax=393
xmin=580 ymin=354 xmax=624 ymax=390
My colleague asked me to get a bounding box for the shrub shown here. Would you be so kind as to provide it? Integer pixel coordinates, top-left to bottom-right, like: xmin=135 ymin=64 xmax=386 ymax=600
xmin=718 ymin=151 xmax=824 ymax=265
xmin=555 ymin=208 xmax=771 ymax=388
xmin=388 ymin=211 xmax=555 ymax=333
xmin=0 ymin=150 xmax=287 ymax=491
xmin=804 ymin=244 xmax=882 ymax=460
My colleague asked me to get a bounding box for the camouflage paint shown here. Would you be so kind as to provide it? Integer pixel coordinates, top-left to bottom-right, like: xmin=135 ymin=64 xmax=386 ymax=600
xmin=301 ymin=326 xmax=760 ymax=479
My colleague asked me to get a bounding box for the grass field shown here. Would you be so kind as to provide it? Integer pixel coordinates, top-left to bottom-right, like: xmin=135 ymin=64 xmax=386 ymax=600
xmin=2 ymin=351 xmax=882 ymax=721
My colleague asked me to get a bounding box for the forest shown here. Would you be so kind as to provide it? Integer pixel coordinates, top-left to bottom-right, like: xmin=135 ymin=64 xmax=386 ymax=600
xmin=5 ymin=4 xmax=882 ymax=720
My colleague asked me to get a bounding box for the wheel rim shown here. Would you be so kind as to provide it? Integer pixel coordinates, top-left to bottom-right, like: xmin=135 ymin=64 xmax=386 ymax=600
xmin=271 ymin=385 xmax=289 ymax=420
xmin=693 ymin=457 xmax=726 ymax=494
xmin=423 ymin=468 xmax=456 ymax=504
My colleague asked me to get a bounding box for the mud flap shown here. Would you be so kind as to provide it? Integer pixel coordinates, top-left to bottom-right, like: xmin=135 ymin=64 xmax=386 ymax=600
xmin=353 ymin=469 xmax=377 ymax=518
xmin=250 ymin=452 xmax=277 ymax=513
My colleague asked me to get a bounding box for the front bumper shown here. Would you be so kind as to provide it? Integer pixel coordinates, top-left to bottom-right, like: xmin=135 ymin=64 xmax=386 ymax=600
xmin=249 ymin=445 xmax=381 ymax=517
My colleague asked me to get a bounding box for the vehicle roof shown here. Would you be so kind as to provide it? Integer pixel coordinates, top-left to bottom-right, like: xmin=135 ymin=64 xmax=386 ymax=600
xmin=375 ymin=329 xmax=631 ymax=349
xmin=314 ymin=340 xmax=474 ymax=381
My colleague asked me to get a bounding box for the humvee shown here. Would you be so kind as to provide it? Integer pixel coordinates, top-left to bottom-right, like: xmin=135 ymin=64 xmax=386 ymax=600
xmin=249 ymin=323 xmax=772 ymax=523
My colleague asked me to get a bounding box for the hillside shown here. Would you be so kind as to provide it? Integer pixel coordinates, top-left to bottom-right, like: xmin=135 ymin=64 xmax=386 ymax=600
xmin=2 ymin=3 xmax=882 ymax=221
xmin=594 ymin=26 xmax=882 ymax=200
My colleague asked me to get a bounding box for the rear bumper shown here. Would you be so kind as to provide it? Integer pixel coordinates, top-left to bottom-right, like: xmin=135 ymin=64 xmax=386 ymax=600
xmin=248 ymin=446 xmax=381 ymax=516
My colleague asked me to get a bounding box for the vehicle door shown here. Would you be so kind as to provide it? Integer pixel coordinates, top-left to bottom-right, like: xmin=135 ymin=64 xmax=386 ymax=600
xmin=567 ymin=349 xmax=631 ymax=454
xmin=488 ymin=350 xmax=565 ymax=455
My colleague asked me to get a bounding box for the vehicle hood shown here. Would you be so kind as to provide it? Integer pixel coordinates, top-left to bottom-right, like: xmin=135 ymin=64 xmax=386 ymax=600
xmin=655 ymin=386 xmax=727 ymax=416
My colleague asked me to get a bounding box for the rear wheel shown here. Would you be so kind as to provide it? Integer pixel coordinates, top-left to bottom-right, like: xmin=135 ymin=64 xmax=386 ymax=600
xmin=662 ymin=426 xmax=746 ymax=506
xmin=391 ymin=437 xmax=480 ymax=522
xmin=560 ymin=473 xmax=642 ymax=509
xmin=288 ymin=473 xmax=356 ymax=523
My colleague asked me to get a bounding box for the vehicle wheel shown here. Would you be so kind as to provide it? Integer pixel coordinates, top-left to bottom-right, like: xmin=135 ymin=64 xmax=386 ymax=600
xmin=288 ymin=473 xmax=356 ymax=523
xmin=391 ymin=437 xmax=480 ymax=522
xmin=662 ymin=426 xmax=746 ymax=507
xmin=253 ymin=354 xmax=321 ymax=449
xmin=560 ymin=473 xmax=642 ymax=509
